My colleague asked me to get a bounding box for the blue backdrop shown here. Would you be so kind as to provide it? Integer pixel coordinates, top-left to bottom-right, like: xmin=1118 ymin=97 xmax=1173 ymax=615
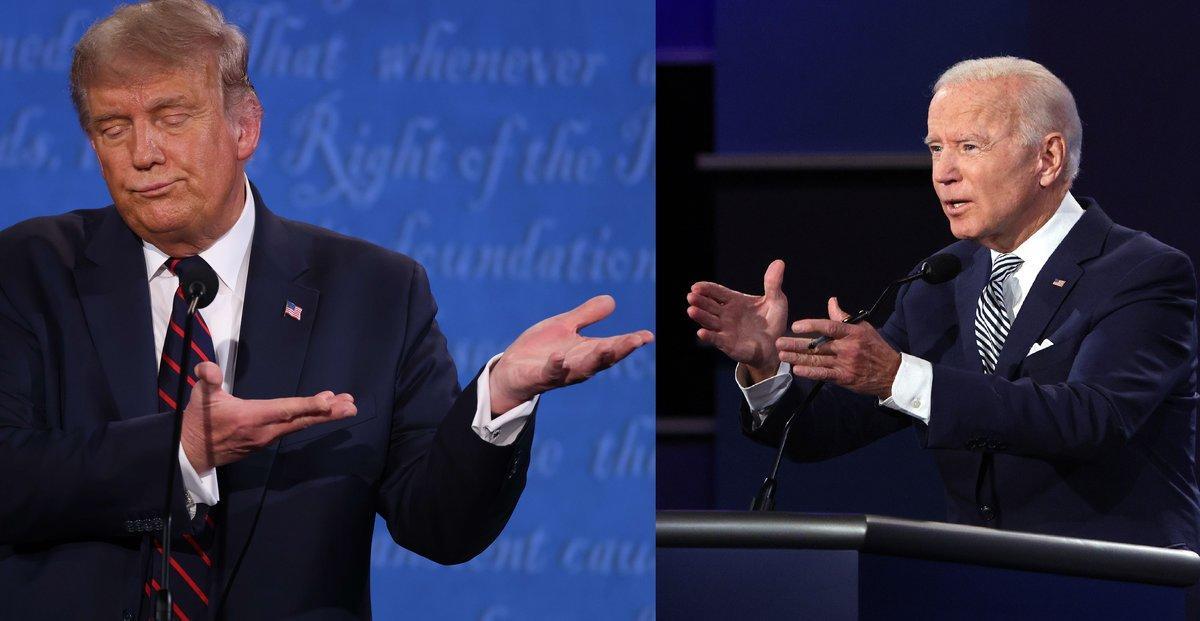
xmin=0 ymin=1 xmax=655 ymax=618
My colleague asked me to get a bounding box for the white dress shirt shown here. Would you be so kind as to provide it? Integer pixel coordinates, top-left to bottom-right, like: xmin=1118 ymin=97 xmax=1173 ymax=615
xmin=738 ymin=192 xmax=1086 ymax=426
xmin=144 ymin=176 xmax=535 ymax=514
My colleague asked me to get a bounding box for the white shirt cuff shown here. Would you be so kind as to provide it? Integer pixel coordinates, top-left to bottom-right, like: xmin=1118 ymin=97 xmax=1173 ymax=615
xmin=735 ymin=361 xmax=793 ymax=428
xmin=178 ymin=444 xmax=220 ymax=517
xmin=879 ymin=353 xmax=932 ymax=423
xmin=472 ymin=353 xmax=537 ymax=446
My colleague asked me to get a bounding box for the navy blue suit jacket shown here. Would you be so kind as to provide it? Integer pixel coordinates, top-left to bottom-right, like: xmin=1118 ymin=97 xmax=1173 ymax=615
xmin=0 ymin=184 xmax=533 ymax=618
xmin=745 ymin=199 xmax=1200 ymax=550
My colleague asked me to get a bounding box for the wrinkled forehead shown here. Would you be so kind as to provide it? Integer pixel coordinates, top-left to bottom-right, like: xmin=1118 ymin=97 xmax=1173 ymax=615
xmin=927 ymin=80 xmax=1021 ymax=136
xmin=83 ymin=56 xmax=220 ymax=120
xmin=87 ymin=51 xmax=216 ymax=93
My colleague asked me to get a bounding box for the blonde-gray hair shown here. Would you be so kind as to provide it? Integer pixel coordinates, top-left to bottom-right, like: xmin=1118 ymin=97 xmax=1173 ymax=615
xmin=69 ymin=0 xmax=257 ymax=129
xmin=934 ymin=56 xmax=1082 ymax=182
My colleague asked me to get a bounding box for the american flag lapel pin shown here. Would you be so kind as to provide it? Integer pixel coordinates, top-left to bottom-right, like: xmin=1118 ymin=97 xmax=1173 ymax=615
xmin=284 ymin=300 xmax=303 ymax=321
xmin=1052 ymin=279 xmax=1067 ymax=288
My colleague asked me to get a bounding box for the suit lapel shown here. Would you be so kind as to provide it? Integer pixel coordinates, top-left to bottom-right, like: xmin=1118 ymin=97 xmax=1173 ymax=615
xmin=993 ymin=201 xmax=1111 ymax=378
xmin=218 ymin=183 xmax=320 ymax=599
xmin=72 ymin=208 xmax=158 ymax=421
xmin=954 ymin=246 xmax=991 ymax=373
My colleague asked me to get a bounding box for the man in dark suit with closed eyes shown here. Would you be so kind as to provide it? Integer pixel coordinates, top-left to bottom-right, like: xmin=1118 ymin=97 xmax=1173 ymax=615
xmin=0 ymin=1 xmax=651 ymax=618
xmin=687 ymin=56 xmax=1200 ymax=553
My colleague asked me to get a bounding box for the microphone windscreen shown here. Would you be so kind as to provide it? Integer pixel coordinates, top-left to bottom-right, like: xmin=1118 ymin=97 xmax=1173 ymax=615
xmin=175 ymin=258 xmax=219 ymax=309
xmin=920 ymin=253 xmax=962 ymax=284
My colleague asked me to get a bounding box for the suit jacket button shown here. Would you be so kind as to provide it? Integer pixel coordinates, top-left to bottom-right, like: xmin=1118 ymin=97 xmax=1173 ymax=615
xmin=979 ymin=505 xmax=996 ymax=522
xmin=123 ymin=609 xmax=134 ymax=621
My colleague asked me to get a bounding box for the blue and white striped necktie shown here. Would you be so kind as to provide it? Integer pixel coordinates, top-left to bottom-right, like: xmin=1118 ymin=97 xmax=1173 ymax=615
xmin=975 ymin=253 xmax=1024 ymax=375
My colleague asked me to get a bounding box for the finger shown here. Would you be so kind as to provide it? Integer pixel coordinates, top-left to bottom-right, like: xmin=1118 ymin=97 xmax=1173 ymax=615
xmin=193 ymin=361 xmax=224 ymax=388
xmin=778 ymin=350 xmax=838 ymax=367
xmin=598 ymin=332 xmax=649 ymax=361
xmin=265 ymin=399 xmax=358 ymax=439
xmin=562 ymin=295 xmax=616 ymax=331
xmin=686 ymin=305 xmax=722 ymax=330
xmin=696 ymin=328 xmax=735 ymax=352
xmin=696 ymin=328 xmax=720 ymax=346
xmin=263 ymin=393 xmax=350 ymax=426
xmin=776 ymin=336 xmax=831 ymax=354
xmin=792 ymin=318 xmax=851 ymax=339
xmin=828 ymin=296 xmax=851 ymax=322
xmin=791 ymin=364 xmax=846 ymax=383
xmin=763 ymin=260 xmax=785 ymax=295
xmin=691 ymin=281 xmax=735 ymax=304
xmin=686 ymin=292 xmax=725 ymax=316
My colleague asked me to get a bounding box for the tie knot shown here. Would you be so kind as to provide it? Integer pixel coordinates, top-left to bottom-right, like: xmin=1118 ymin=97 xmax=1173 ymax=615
xmin=165 ymin=256 xmax=208 ymax=276
xmin=990 ymin=253 xmax=1023 ymax=284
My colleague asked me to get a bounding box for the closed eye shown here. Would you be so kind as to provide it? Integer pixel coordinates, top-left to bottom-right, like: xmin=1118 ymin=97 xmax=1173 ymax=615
xmin=101 ymin=125 xmax=128 ymax=139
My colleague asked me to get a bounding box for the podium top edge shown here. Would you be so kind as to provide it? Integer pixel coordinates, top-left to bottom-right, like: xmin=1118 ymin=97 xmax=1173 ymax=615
xmin=656 ymin=510 xmax=1200 ymax=587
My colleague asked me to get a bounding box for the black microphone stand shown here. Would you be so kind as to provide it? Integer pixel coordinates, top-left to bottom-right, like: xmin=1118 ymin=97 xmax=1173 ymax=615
xmin=751 ymin=270 xmax=929 ymax=511
xmin=153 ymin=280 xmax=207 ymax=621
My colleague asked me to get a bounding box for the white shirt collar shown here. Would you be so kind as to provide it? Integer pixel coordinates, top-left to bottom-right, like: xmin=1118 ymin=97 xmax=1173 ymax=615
xmin=989 ymin=191 xmax=1084 ymax=275
xmin=142 ymin=174 xmax=256 ymax=292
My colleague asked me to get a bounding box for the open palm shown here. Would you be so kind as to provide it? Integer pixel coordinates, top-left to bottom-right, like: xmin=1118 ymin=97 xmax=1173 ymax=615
xmin=489 ymin=295 xmax=654 ymax=412
xmin=687 ymin=259 xmax=789 ymax=373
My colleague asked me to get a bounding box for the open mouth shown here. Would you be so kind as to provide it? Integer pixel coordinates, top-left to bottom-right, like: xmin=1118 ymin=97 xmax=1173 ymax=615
xmin=943 ymin=200 xmax=971 ymax=214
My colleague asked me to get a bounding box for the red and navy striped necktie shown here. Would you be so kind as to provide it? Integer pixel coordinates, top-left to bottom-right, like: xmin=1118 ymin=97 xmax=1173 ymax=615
xmin=146 ymin=256 xmax=219 ymax=621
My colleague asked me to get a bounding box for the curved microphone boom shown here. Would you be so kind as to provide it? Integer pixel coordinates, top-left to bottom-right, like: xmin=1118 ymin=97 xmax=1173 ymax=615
xmin=751 ymin=253 xmax=962 ymax=512
xmin=807 ymin=253 xmax=961 ymax=350
xmin=153 ymin=258 xmax=218 ymax=621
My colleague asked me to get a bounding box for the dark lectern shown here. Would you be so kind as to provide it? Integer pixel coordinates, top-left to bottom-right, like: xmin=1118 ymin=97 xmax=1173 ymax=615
xmin=657 ymin=511 xmax=1200 ymax=620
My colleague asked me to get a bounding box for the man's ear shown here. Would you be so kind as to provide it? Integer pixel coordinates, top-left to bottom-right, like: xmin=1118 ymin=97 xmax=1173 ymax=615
xmin=234 ymin=94 xmax=263 ymax=162
xmin=1037 ymin=133 xmax=1067 ymax=188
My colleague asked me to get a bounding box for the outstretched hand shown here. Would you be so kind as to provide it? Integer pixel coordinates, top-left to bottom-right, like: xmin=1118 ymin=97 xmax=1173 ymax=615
xmin=775 ymin=297 xmax=901 ymax=398
xmin=180 ymin=361 xmax=357 ymax=472
xmin=687 ymin=259 xmax=789 ymax=382
xmin=488 ymin=295 xmax=654 ymax=413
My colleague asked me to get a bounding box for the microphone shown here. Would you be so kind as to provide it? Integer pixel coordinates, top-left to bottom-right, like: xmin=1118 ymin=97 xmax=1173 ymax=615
xmin=153 ymin=257 xmax=217 ymax=621
xmin=750 ymin=252 xmax=962 ymax=512
xmin=916 ymin=253 xmax=962 ymax=285
xmin=807 ymin=253 xmax=961 ymax=350
xmin=174 ymin=259 xmax=218 ymax=311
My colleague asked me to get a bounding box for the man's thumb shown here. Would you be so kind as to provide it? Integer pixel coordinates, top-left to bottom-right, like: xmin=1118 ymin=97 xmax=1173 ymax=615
xmin=763 ymin=259 xmax=785 ymax=294
xmin=193 ymin=361 xmax=223 ymax=388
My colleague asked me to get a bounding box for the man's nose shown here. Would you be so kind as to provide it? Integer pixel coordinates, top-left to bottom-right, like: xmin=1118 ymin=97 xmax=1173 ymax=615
xmin=932 ymin=152 xmax=960 ymax=185
xmin=130 ymin=124 xmax=165 ymax=170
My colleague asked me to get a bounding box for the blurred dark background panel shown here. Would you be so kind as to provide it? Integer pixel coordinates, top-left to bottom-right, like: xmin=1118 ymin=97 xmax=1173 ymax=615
xmin=657 ymin=1 xmax=1200 ymax=518
xmin=714 ymin=0 xmax=1030 ymax=153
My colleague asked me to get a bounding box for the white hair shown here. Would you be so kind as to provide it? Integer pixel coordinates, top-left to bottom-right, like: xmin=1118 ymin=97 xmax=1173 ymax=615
xmin=934 ymin=56 xmax=1083 ymax=182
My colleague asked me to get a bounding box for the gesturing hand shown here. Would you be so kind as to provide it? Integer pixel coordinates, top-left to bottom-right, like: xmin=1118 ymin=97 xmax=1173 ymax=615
xmin=488 ymin=295 xmax=654 ymax=413
xmin=775 ymin=297 xmax=901 ymax=399
xmin=180 ymin=361 xmax=357 ymax=473
xmin=687 ymin=259 xmax=789 ymax=382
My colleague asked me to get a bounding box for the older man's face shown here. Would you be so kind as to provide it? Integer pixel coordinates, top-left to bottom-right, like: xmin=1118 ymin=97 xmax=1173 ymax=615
xmin=925 ymin=80 xmax=1044 ymax=251
xmin=84 ymin=57 xmax=258 ymax=256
